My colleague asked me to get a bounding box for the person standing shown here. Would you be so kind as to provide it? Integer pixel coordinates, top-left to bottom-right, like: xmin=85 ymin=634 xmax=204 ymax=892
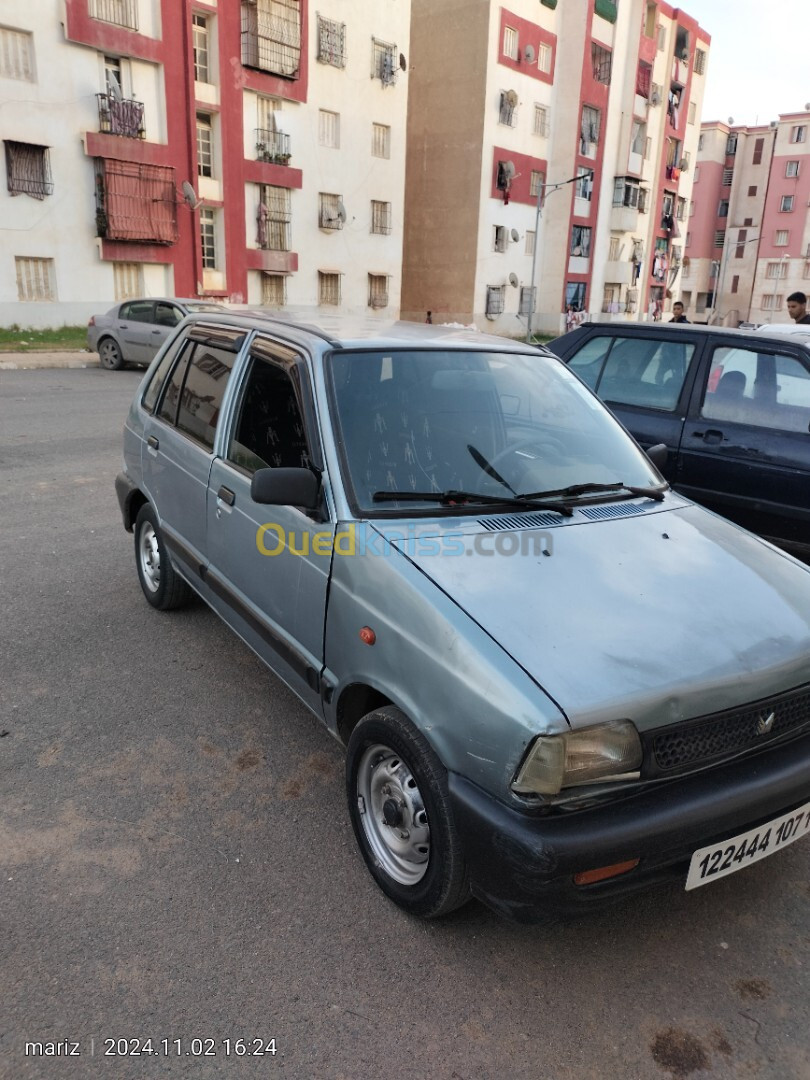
xmin=786 ymin=292 xmax=810 ymax=324
xmin=669 ymin=301 xmax=690 ymax=323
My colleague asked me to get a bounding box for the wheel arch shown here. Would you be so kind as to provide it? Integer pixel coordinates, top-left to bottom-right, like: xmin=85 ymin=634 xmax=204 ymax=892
xmin=335 ymin=682 xmax=393 ymax=746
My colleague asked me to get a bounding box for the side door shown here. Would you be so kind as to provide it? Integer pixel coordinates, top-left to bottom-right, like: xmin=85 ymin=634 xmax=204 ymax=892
xmin=563 ymin=330 xmax=701 ymax=480
xmin=118 ymin=300 xmax=156 ymax=363
xmin=141 ymin=326 xmax=242 ymax=583
xmin=147 ymin=301 xmax=184 ymax=361
xmin=206 ymin=335 xmax=335 ymax=714
xmin=678 ymin=339 xmax=810 ymax=552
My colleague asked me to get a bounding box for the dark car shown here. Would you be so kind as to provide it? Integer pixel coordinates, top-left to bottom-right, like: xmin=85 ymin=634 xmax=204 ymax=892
xmin=549 ymin=322 xmax=810 ymax=559
xmin=87 ymin=297 xmax=223 ymax=370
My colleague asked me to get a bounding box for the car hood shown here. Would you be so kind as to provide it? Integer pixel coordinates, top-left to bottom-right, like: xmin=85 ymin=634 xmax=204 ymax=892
xmin=385 ymin=503 xmax=810 ymax=731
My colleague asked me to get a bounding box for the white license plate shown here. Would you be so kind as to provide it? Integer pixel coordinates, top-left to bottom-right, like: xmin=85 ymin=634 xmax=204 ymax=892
xmin=685 ymin=801 xmax=810 ymax=891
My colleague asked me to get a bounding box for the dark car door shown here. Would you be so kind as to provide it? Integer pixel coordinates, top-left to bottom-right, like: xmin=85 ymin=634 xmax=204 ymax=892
xmin=677 ymin=337 xmax=810 ymax=554
xmin=554 ymin=327 xmax=703 ymax=479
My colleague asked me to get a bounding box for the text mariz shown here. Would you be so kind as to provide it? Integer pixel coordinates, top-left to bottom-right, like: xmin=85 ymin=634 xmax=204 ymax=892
xmin=26 ymin=1041 xmax=81 ymax=1057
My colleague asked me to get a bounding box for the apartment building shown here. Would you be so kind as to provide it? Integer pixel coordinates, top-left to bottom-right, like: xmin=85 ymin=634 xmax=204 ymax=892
xmin=686 ymin=111 xmax=810 ymax=325
xmin=0 ymin=0 xmax=410 ymax=327
xmin=401 ymin=0 xmax=709 ymax=334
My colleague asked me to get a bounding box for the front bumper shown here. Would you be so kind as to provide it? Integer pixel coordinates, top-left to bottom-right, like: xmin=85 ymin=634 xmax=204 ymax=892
xmin=448 ymin=731 xmax=810 ymax=923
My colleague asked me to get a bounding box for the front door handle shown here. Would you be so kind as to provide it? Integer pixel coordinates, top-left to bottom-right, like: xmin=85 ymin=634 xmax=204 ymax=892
xmin=692 ymin=429 xmax=725 ymax=445
xmin=217 ymin=485 xmax=235 ymax=506
xmin=147 ymin=435 xmax=159 ymax=450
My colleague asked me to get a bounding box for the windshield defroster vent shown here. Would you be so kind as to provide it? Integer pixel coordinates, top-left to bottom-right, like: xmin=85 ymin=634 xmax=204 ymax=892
xmin=478 ymin=512 xmax=564 ymax=531
xmin=578 ymin=503 xmax=649 ymax=521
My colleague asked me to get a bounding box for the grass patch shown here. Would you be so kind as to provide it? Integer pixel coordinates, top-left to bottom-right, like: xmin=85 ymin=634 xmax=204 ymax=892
xmin=0 ymin=325 xmax=89 ymax=352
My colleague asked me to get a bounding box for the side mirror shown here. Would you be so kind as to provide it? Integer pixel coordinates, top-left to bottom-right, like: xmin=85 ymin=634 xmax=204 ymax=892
xmin=250 ymin=467 xmax=320 ymax=509
xmin=645 ymin=443 xmax=668 ymax=470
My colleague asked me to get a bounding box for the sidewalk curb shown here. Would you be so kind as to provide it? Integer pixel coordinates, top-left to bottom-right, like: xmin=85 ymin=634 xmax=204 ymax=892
xmin=0 ymin=352 xmax=100 ymax=371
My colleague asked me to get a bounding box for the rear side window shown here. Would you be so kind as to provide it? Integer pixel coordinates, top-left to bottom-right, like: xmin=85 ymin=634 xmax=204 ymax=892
xmin=157 ymin=348 xmax=191 ymax=425
xmin=175 ymin=344 xmax=236 ymax=449
xmin=142 ymin=334 xmax=188 ymax=413
xmin=154 ymin=301 xmax=182 ymax=327
xmin=120 ymin=300 xmax=154 ymax=323
xmin=566 ymin=336 xmax=614 ymax=389
xmin=597 ymin=337 xmax=695 ymax=411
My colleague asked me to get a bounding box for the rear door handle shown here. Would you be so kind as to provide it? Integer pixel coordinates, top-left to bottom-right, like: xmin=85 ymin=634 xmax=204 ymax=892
xmin=217 ymin=485 xmax=235 ymax=506
xmin=692 ymin=429 xmax=724 ymax=445
xmin=147 ymin=435 xmax=159 ymax=450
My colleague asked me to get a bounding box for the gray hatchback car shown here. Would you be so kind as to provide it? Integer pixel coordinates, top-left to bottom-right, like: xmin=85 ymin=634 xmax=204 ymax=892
xmin=116 ymin=313 xmax=810 ymax=922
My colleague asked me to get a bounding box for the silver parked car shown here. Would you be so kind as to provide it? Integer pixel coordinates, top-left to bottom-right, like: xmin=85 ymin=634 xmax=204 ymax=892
xmin=116 ymin=314 xmax=810 ymax=923
xmin=87 ymin=297 xmax=223 ymax=370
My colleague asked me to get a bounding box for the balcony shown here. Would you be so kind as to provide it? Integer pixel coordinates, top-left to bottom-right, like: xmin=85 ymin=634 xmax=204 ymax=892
xmin=241 ymin=0 xmax=301 ymax=78
xmin=611 ymin=205 xmax=638 ymax=232
xmin=97 ymin=93 xmax=145 ymax=139
xmin=255 ymin=128 xmax=291 ymax=166
xmin=604 ymin=261 xmax=632 ymax=285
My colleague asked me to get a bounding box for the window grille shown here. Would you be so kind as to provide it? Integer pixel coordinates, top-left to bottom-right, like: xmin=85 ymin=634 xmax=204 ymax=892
xmin=319 ymin=110 xmax=339 ymax=148
xmin=317 ymin=16 xmax=346 ymax=67
xmin=570 ymin=225 xmax=592 ymax=258
xmin=721 ymin=167 xmax=733 ymax=186
xmin=371 ymin=200 xmax=391 ymax=235
xmin=318 ymin=271 xmax=341 ymax=305
xmin=113 ymin=261 xmax=144 ymax=299
xmin=241 ymin=0 xmax=301 ymax=78
xmin=761 ymin=294 xmax=782 ymax=311
xmin=15 ymin=256 xmax=55 ymax=301
xmin=525 ymin=231 xmax=535 ymax=255
xmin=371 ymin=37 xmax=397 ymax=85
xmin=533 ymin=105 xmax=550 ymax=137
xmin=97 ymin=92 xmax=145 ymax=138
xmin=5 ymin=141 xmax=53 ymax=199
xmin=372 ymin=123 xmax=390 ymax=158
xmin=319 ymin=192 xmax=344 ymax=229
xmin=196 ymin=114 xmax=213 ymax=178
xmin=530 ymin=170 xmax=544 ymax=197
xmin=694 ymin=48 xmax=706 ymax=74
xmin=193 ymin=14 xmax=210 ymax=82
xmin=257 ymin=184 xmax=291 ymax=250
xmin=591 ymin=42 xmax=612 ymax=84
xmin=368 ymin=274 xmax=388 ymax=308
xmin=502 ymin=26 xmax=518 ymax=60
xmin=88 ymin=0 xmax=138 ymax=30
xmin=94 ymin=158 xmax=177 ymax=244
xmin=485 ymin=285 xmax=505 ymax=316
xmin=261 ymin=272 xmax=286 ymax=307
xmin=519 ymin=286 xmax=535 ymax=316
xmin=0 ymin=27 xmax=34 ymax=81
xmin=775 ymin=230 xmax=789 ymax=246
xmin=766 ymin=262 xmax=788 ymax=279
xmin=499 ymin=92 xmax=517 ymax=127
xmin=713 ymin=230 xmax=726 ymax=248
xmin=200 ymin=207 xmax=216 ymax=269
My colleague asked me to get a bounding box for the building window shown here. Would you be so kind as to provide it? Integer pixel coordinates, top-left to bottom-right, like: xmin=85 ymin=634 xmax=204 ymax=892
xmin=499 ymin=91 xmax=517 ymax=127
xmin=636 ymin=60 xmax=652 ymax=98
xmin=257 ymin=95 xmax=281 ymax=131
xmin=775 ymin=229 xmax=789 ymax=246
xmin=748 ymin=185 xmax=757 ymax=196
xmin=485 ymin=285 xmax=505 ymax=316
xmin=752 ymin=137 xmax=764 ymax=165
xmin=493 ymin=225 xmax=508 ymax=252
xmin=525 ymin=230 xmax=535 ymax=255
xmin=676 ymin=196 xmax=687 ymax=220
xmin=368 ymin=274 xmax=388 ymax=309
xmin=318 ymin=271 xmax=341 ymax=305
xmin=785 ymin=160 xmax=800 ymax=178
xmin=5 ymin=141 xmax=53 ymax=199
xmin=804 ymin=261 xmax=810 ymax=280
xmin=372 ymin=123 xmax=390 ymax=158
xmin=317 ymin=16 xmax=346 ymax=67
xmin=566 ymin=282 xmax=587 ymax=310
xmin=766 ymin=261 xmax=789 ymax=279
xmin=537 ymin=43 xmax=552 ymax=73
xmin=631 ymin=120 xmax=646 ymax=155
xmin=713 ymin=230 xmax=726 ymax=248
xmin=685 ymin=232 xmax=692 ymax=247
xmin=575 ymin=166 xmax=593 ymax=201
xmin=15 ymin=256 xmax=56 ymax=300
xmin=694 ymin=48 xmax=706 ymax=74
xmin=193 ymin=14 xmax=210 ymax=82
xmin=591 ymin=42 xmax=612 ymax=84
xmin=698 ymin=133 xmax=705 ymax=150
xmin=113 ymin=261 xmax=144 ymax=299
xmin=718 ymin=200 xmax=729 ymax=218
xmin=689 ymin=200 xmax=695 ymax=216
xmin=780 ymin=195 xmax=795 ymax=213
xmin=319 ymin=192 xmax=344 ymax=229
xmin=319 ymin=109 xmax=340 ymax=148
xmin=688 ymin=101 xmax=696 ymax=125
xmin=94 ymin=158 xmax=177 ymax=243
xmin=638 ymin=187 xmax=649 ymax=213
xmin=371 ymin=200 xmax=391 ymax=235
xmin=570 ymin=225 xmax=592 ymax=258
xmin=257 ymin=184 xmax=291 ymax=250
xmin=533 ymin=104 xmax=550 ymax=137
xmin=790 ymin=125 xmax=806 ymax=144
xmin=608 ymin=236 xmax=621 ymax=261
xmin=261 ymin=272 xmax=286 ymax=307
xmin=644 ymin=3 xmax=657 ymax=38
xmin=693 ymin=165 xmax=700 ymax=182
xmin=722 ymin=167 xmax=733 ymax=186
xmin=0 ymin=26 xmax=34 ymax=81
xmin=371 ymin=37 xmax=397 ymax=85
xmin=761 ymin=294 xmax=782 ymax=311
xmin=580 ymin=105 xmax=600 ymax=154
xmin=89 ymin=0 xmax=138 ymax=31
xmin=241 ymin=0 xmax=301 ymax=78
xmin=502 ymin=25 xmax=518 ymax=60
xmin=196 ymin=113 xmax=213 ymax=178
xmin=200 ymin=207 xmax=216 ymax=268
xmin=730 ymin=275 xmax=739 ymax=293
xmin=726 ymin=134 xmax=738 ymax=156
xmin=519 ymin=286 xmax=536 ymax=316
xmin=657 ymin=24 xmax=666 ymax=51
xmin=529 ymin=170 xmax=545 ymax=198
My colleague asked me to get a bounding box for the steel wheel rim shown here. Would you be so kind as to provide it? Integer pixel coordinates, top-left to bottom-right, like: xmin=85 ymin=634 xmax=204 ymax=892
xmin=99 ymin=341 xmax=120 ymax=369
xmin=138 ymin=523 xmax=161 ymax=593
xmin=356 ymin=743 xmax=430 ymax=885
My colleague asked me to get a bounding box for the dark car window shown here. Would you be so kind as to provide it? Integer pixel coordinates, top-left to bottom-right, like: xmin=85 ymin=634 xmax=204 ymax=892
xmin=142 ymin=334 xmax=189 ymax=413
xmin=227 ymin=354 xmax=310 ymax=474
xmin=702 ymin=345 xmax=810 ymax=433
xmin=566 ymin=336 xmax=614 ymax=389
xmin=157 ymin=349 xmax=191 ymax=426
xmin=174 ymin=344 xmax=236 ymax=450
xmin=597 ymin=336 xmax=695 ymax=411
xmin=154 ymin=302 xmax=182 ymax=328
xmin=120 ymin=300 xmax=154 ymax=323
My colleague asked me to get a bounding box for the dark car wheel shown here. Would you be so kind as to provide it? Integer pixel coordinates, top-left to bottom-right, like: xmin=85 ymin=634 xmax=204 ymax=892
xmin=346 ymin=706 xmax=471 ymax=918
xmin=98 ymin=337 xmax=125 ymax=371
xmin=134 ymin=504 xmax=193 ymax=610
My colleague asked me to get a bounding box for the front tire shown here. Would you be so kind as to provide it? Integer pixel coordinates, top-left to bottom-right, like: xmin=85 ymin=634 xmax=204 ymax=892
xmin=346 ymin=707 xmax=471 ymax=918
xmin=134 ymin=504 xmax=193 ymax=610
xmin=98 ymin=337 xmax=124 ymax=371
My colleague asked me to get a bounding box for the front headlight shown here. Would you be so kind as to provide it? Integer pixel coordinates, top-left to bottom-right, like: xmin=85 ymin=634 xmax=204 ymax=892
xmin=511 ymin=720 xmax=642 ymax=797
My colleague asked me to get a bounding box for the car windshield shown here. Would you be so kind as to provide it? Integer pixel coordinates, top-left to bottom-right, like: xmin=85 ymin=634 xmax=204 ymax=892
xmin=328 ymin=348 xmax=662 ymax=513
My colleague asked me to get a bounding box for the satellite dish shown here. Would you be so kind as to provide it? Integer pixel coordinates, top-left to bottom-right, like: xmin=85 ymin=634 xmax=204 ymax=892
xmin=399 ymin=53 xmax=407 ymax=72
xmin=181 ymin=180 xmax=201 ymax=211
xmin=510 ymin=228 xmax=520 ymax=242
xmin=523 ymin=44 xmax=535 ymax=64
xmin=502 ymin=161 xmax=516 ymax=181
xmin=728 ymin=116 xmax=734 ymax=125
xmin=804 ymin=102 xmax=810 ymax=111
xmin=506 ymin=89 xmax=518 ymax=108
xmin=336 ymin=200 xmax=347 ymax=223
xmin=508 ymin=273 xmax=519 ymax=288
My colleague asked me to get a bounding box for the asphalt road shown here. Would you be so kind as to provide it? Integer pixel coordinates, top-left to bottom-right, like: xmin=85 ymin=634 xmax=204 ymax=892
xmin=1 ymin=368 xmax=809 ymax=1080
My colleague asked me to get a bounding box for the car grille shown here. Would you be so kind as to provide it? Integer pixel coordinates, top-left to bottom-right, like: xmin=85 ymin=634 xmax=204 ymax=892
xmin=646 ymin=684 xmax=810 ymax=776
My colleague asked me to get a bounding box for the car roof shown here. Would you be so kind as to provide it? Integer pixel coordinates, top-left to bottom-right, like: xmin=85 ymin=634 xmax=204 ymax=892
xmin=551 ymin=320 xmax=810 ymax=353
xmin=183 ymin=311 xmax=548 ymax=354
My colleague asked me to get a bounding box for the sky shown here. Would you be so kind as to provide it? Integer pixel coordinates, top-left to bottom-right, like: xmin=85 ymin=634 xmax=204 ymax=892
xmin=679 ymin=0 xmax=809 ymax=126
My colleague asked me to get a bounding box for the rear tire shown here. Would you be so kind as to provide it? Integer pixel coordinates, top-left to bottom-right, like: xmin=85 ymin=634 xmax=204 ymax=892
xmin=134 ymin=504 xmax=193 ymax=610
xmin=98 ymin=337 xmax=124 ymax=371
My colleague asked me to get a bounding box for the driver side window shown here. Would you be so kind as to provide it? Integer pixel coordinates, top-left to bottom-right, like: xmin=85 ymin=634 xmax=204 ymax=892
xmin=227 ymin=353 xmax=310 ymax=475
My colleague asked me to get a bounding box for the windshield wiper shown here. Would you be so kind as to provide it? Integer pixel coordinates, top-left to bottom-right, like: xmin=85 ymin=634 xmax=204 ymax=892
xmin=372 ymin=489 xmax=574 ymax=516
xmin=519 ymin=481 xmax=667 ymax=502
